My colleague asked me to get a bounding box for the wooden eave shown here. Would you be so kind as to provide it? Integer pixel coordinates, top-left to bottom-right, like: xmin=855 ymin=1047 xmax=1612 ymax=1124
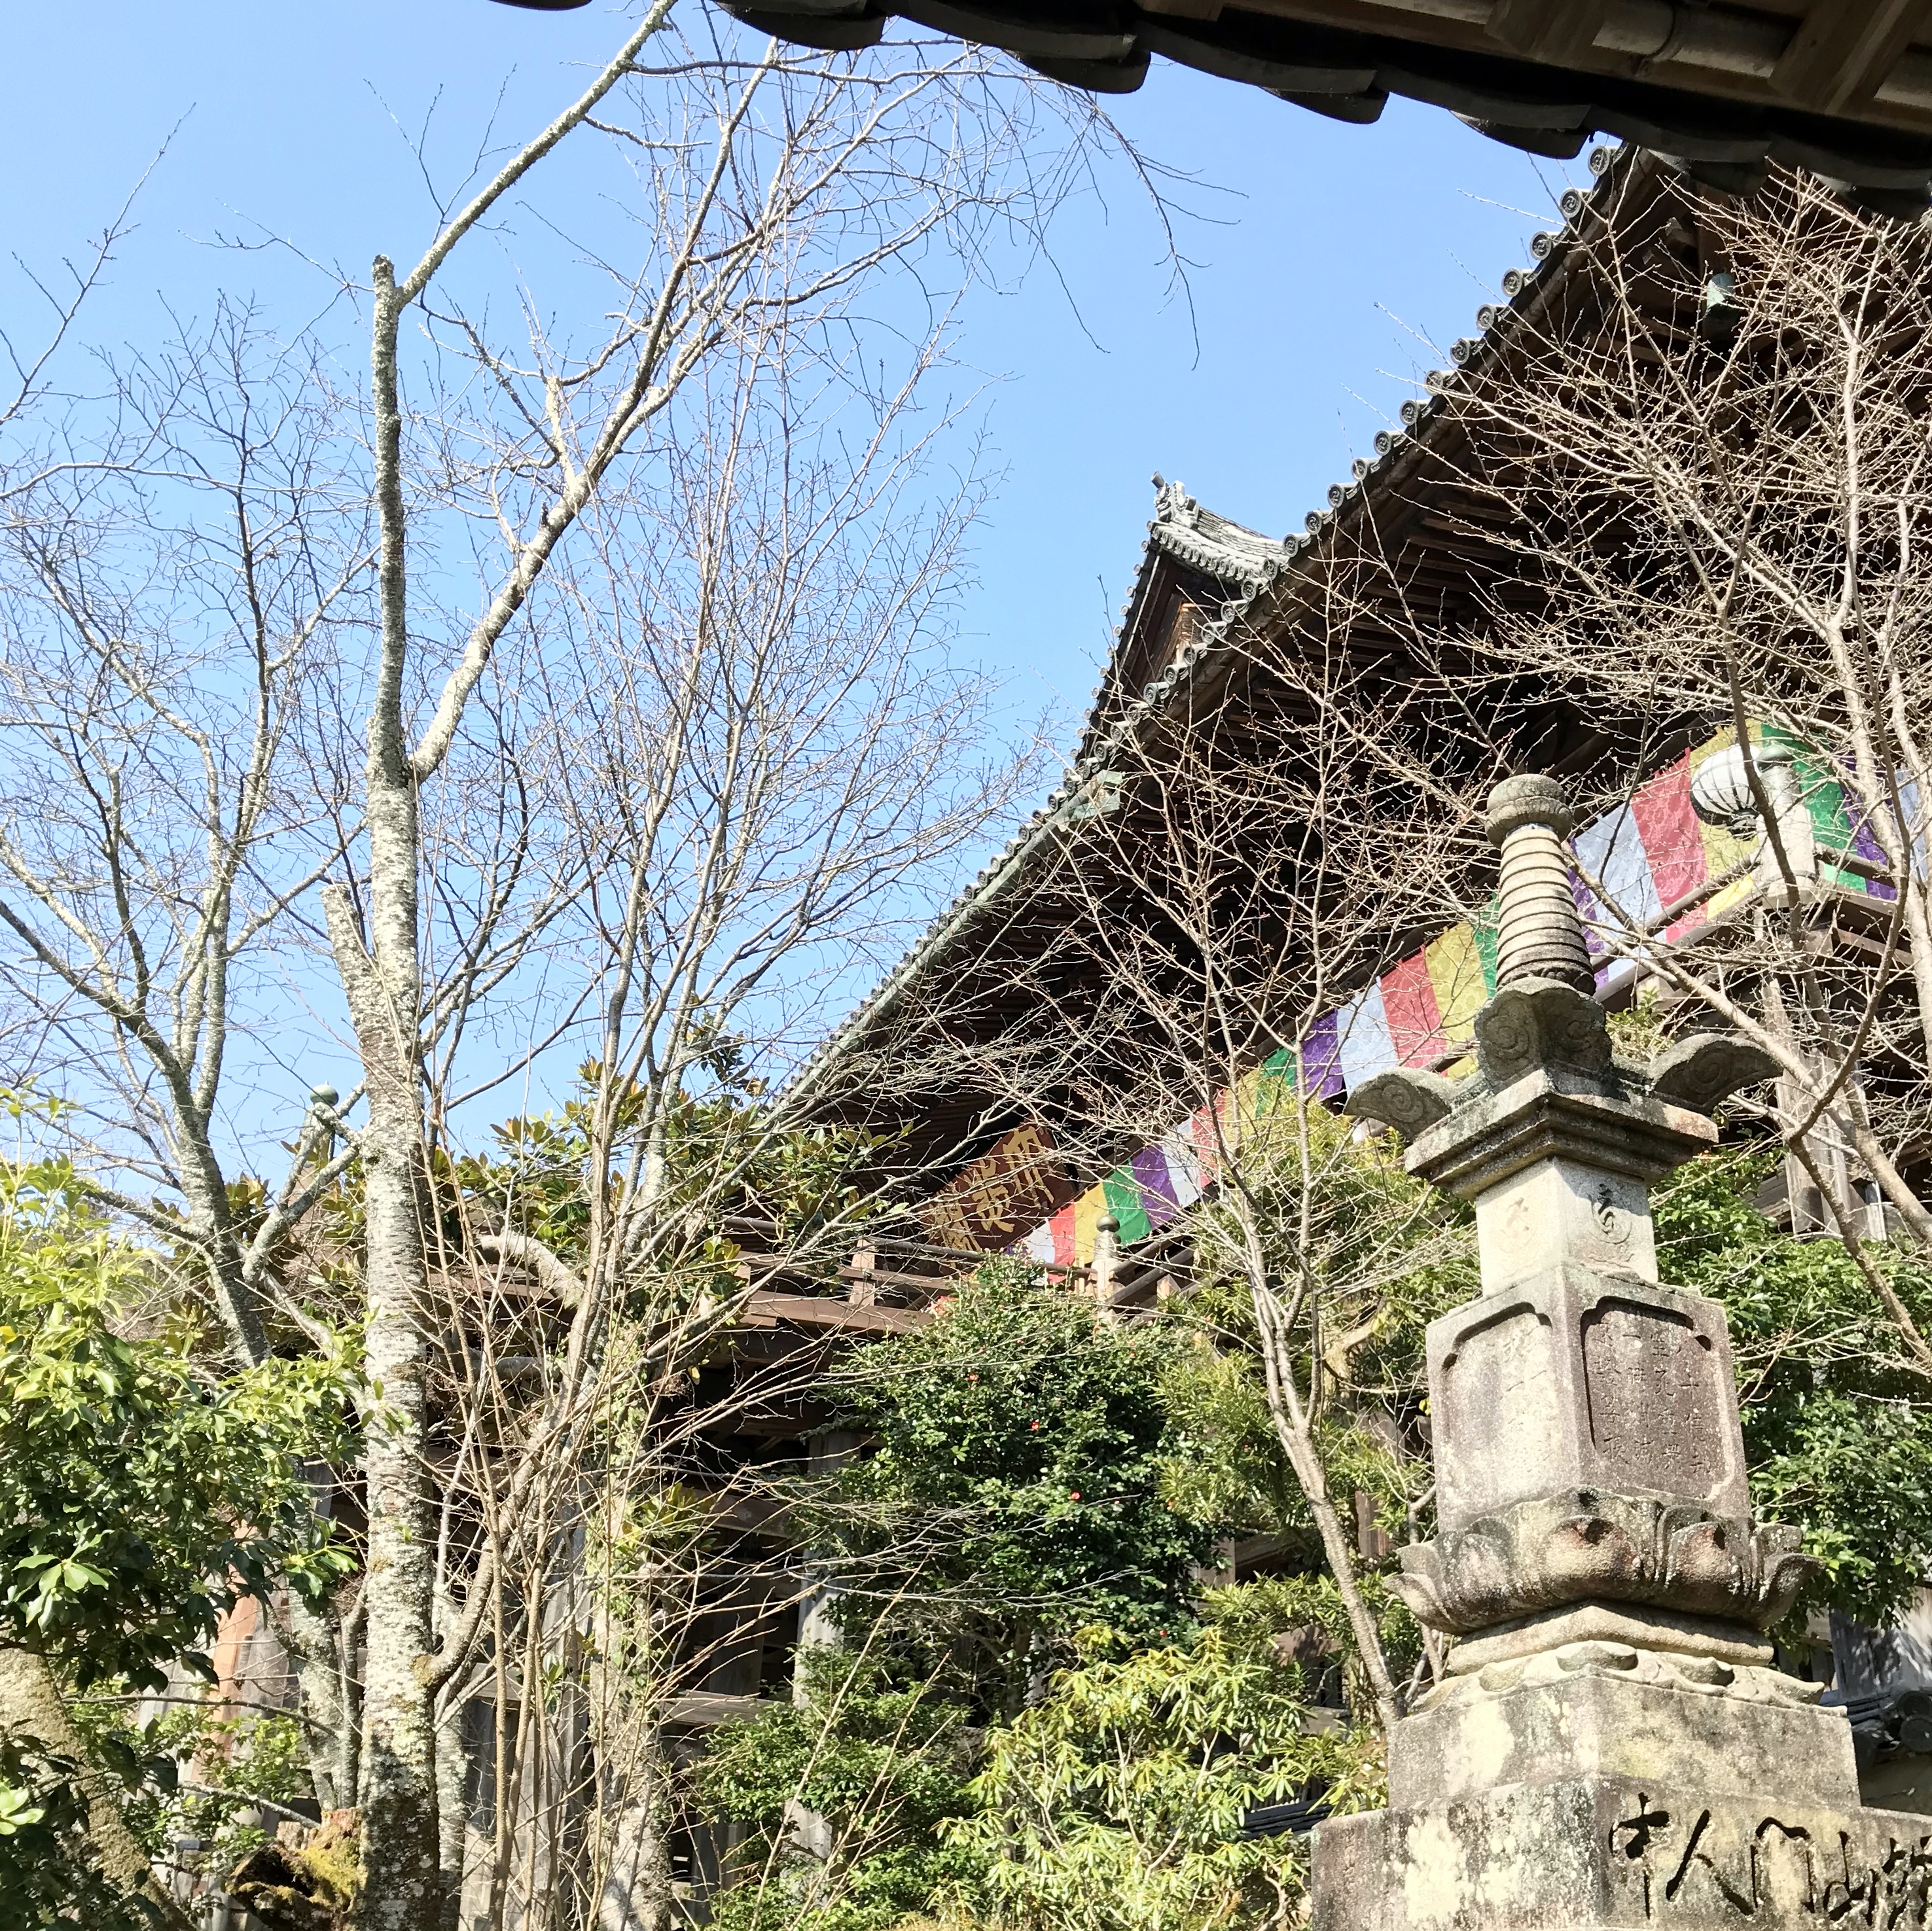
xmin=716 ymin=0 xmax=1932 ymax=215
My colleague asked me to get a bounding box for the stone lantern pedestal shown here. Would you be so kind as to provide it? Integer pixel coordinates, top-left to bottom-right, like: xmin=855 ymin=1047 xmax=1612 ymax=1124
xmin=1317 ymin=778 xmax=1932 ymax=1931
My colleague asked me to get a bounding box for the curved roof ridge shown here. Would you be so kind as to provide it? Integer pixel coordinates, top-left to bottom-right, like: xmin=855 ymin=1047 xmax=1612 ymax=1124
xmin=784 ymin=145 xmax=1629 ymax=1108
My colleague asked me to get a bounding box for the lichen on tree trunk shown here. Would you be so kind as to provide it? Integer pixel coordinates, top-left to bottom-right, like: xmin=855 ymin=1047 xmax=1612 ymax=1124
xmin=324 ymin=832 xmax=442 ymax=1929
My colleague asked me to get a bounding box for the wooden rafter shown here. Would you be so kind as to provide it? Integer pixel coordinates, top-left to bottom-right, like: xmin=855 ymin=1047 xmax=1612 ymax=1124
xmin=1772 ymin=0 xmax=1932 ymax=115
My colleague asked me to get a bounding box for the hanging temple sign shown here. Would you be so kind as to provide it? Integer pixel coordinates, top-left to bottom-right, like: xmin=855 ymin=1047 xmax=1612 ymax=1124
xmin=1318 ymin=773 xmax=1932 ymax=1931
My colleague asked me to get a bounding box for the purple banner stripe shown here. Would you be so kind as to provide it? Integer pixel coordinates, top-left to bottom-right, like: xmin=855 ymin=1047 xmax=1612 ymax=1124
xmin=1302 ymin=1010 xmax=1344 ymax=1101
xmin=1132 ymin=1145 xmax=1181 ymax=1230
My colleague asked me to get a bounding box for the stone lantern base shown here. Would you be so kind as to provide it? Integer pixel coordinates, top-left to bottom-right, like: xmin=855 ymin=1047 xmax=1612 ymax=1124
xmin=1315 ymin=1779 xmax=1932 ymax=1930
xmin=1312 ymin=1642 xmax=1932 ymax=1931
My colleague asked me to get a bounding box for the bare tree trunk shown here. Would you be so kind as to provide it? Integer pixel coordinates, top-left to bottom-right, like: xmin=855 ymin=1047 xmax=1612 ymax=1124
xmin=325 ymin=257 xmax=442 ymax=1912
xmin=598 ymin=1733 xmax=673 ymax=1931
xmin=329 ymin=911 xmax=442 ymax=1927
xmin=436 ymin=1693 xmax=474 ymax=1931
xmin=1243 ymin=1243 xmax=1404 ymax=1734
xmin=0 ymin=1646 xmax=194 ymax=1930
xmin=283 ymin=1592 xmax=360 ymax=1816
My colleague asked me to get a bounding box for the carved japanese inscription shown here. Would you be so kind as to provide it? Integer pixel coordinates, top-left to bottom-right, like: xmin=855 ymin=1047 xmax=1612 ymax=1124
xmin=1582 ymin=1298 xmax=1727 ymax=1500
xmin=1611 ymin=1795 xmax=1932 ymax=1926
xmin=1435 ymin=1299 xmax=1561 ymax=1525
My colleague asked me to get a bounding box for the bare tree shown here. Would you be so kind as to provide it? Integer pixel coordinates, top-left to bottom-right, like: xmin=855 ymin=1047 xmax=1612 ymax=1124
xmin=857 ymin=669 xmax=1488 ymax=1733
xmin=331 ymin=20 xmax=1115 ymax=1918
xmin=0 ymin=9 xmax=1137 ymax=1919
xmin=0 ymin=304 xmax=376 ymax=1907
xmin=404 ymin=332 xmax=1034 ymax=1926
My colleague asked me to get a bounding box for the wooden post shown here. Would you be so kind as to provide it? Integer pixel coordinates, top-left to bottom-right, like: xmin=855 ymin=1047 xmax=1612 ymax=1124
xmin=1091 ymin=1214 xmax=1120 ymax=1312
xmin=846 ymin=1239 xmax=877 ymax=1307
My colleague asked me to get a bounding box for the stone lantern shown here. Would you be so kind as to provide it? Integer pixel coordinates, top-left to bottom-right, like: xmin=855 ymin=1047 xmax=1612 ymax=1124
xmin=1317 ymin=775 xmax=1931 ymax=1931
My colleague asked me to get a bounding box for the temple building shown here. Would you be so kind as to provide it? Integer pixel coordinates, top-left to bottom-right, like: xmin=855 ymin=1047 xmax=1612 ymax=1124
xmin=791 ymin=142 xmax=1901 ymax=1284
xmin=196 ymin=141 xmax=1932 ymax=1919
xmin=560 ymin=142 xmax=1932 ymax=1908
xmin=769 ymin=137 xmax=1932 ymax=1840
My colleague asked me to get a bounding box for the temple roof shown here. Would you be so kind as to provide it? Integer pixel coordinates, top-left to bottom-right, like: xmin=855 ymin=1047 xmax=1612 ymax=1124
xmin=1144 ymin=481 xmax=1286 ymax=584
xmin=785 ymin=143 xmax=1798 ymax=1209
xmin=787 ymin=147 xmax=1637 ymax=1129
xmin=707 ymin=0 xmax=1932 ymax=217
xmin=781 ymin=483 xmax=1289 ymax=1126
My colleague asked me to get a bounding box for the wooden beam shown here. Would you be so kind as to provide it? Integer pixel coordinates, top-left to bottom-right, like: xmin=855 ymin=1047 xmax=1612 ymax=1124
xmin=1772 ymin=0 xmax=1932 ymax=114
xmin=1483 ymin=0 xmax=1611 ymax=67
xmin=740 ymin=1290 xmax=929 ymax=1335
xmin=837 ymin=1261 xmax=963 ymax=1289
xmin=1137 ymin=0 xmax=1225 ymax=20
xmin=664 ymin=1692 xmax=769 ymax=1728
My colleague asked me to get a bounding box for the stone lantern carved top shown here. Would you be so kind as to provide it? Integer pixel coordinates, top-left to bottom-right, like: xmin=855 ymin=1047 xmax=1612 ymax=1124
xmin=1344 ymin=776 xmax=1778 ymax=1201
xmin=1473 ymin=976 xmax=1611 ymax=1084
xmin=1649 ymin=1031 xmax=1781 ymax=1114
xmin=1485 ymin=771 xmax=1577 ymax=845
xmin=1344 ymin=1066 xmax=1456 ymax=1139
xmin=1402 ymin=1042 xmax=1715 ymax=1205
xmin=1486 ymin=773 xmax=1594 ymax=995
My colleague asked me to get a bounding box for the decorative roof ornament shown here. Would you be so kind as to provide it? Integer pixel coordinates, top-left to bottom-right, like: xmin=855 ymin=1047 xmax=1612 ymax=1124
xmin=1152 ymin=475 xmax=1198 ymax=528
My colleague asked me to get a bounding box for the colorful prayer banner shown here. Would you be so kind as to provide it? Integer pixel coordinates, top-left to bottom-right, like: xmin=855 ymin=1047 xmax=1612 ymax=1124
xmin=995 ymin=730 xmax=1889 ymax=1267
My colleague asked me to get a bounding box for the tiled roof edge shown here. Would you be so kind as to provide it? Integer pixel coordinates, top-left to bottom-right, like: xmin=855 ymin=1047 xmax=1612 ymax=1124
xmin=783 ymin=144 xmax=1628 ymax=1109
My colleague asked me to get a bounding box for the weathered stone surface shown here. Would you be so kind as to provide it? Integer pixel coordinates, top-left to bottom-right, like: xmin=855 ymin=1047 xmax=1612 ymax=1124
xmin=1393 ymin=1493 xmax=1814 ymax=1636
xmin=1391 ymin=1646 xmax=1858 ymax=1812
xmin=1473 ymin=1158 xmax=1656 ymax=1293
xmin=1443 ymin=1604 xmax=1776 ymax=1674
xmin=1473 ymin=977 xmax=1613 ymax=1088
xmin=1487 ymin=778 xmax=1596 ymax=994
xmin=1424 ymin=1268 xmax=1749 ymax=1535
xmin=1407 ymin=1067 xmax=1715 ymax=1207
xmin=1350 ymin=1067 xmax=1459 ymax=1138
xmin=1312 ymin=1777 xmax=1932 ymax=1931
xmin=1308 ymin=779 xmax=1854 ymax=1931
xmin=1647 ymin=1036 xmax=1781 ymax=1116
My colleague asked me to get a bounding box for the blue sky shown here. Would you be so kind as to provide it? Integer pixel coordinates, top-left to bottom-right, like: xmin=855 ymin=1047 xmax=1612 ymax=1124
xmin=947 ymin=77 xmax=1580 ymax=735
xmin=0 ymin=1 xmax=1594 ymax=1148
xmin=3 ymin=0 xmax=1581 ymax=747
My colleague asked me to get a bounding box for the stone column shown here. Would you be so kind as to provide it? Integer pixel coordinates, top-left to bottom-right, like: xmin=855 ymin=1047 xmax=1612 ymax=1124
xmin=1092 ymin=1214 xmax=1122 ymax=1310
xmin=1318 ymin=777 xmax=1931 ymax=1931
